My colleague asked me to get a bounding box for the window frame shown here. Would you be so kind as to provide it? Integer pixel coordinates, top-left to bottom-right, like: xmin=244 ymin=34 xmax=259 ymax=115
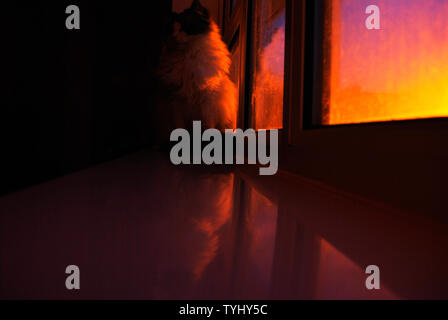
xmin=223 ymin=0 xmax=252 ymax=129
xmin=280 ymin=0 xmax=448 ymax=215
xmin=285 ymin=0 xmax=448 ymax=135
xmin=221 ymin=0 xmax=448 ymax=215
xmin=249 ymin=0 xmax=287 ymax=131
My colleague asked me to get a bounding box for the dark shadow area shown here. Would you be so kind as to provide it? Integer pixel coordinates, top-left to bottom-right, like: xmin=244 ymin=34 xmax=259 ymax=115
xmin=2 ymin=1 xmax=172 ymax=196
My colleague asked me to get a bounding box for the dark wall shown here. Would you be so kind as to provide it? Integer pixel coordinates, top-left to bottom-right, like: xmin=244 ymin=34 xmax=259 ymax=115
xmin=2 ymin=1 xmax=172 ymax=196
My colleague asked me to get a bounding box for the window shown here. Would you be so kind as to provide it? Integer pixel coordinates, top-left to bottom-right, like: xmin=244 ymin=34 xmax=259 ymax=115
xmin=220 ymin=0 xmax=448 ymax=220
xmin=317 ymin=0 xmax=448 ymax=126
xmin=250 ymin=0 xmax=286 ymax=130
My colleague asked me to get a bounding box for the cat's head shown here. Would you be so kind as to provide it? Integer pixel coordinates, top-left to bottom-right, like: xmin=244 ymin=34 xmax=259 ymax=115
xmin=173 ymin=0 xmax=211 ymax=35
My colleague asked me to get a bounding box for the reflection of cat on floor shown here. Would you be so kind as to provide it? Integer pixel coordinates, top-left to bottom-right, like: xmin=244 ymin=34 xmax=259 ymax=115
xmin=153 ymin=0 xmax=237 ymax=144
xmin=177 ymin=172 xmax=235 ymax=281
xmin=169 ymin=168 xmax=235 ymax=286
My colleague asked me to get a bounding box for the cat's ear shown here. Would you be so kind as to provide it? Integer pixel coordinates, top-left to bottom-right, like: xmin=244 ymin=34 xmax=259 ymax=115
xmin=191 ymin=0 xmax=206 ymax=12
xmin=191 ymin=0 xmax=202 ymax=9
xmin=190 ymin=0 xmax=210 ymax=20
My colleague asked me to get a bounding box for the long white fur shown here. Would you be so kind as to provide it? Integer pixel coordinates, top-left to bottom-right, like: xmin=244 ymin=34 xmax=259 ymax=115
xmin=157 ymin=20 xmax=237 ymax=133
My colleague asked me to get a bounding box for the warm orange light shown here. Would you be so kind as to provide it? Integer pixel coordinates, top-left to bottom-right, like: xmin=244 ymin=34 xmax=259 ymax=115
xmin=253 ymin=24 xmax=285 ymax=130
xmin=252 ymin=1 xmax=286 ymax=130
xmin=323 ymin=0 xmax=448 ymax=125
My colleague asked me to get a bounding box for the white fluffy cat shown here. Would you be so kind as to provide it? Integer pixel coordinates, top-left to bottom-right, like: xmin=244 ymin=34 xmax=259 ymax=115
xmin=153 ymin=0 xmax=237 ymax=144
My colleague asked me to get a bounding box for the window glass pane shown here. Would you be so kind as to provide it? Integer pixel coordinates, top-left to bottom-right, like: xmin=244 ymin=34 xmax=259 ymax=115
xmin=320 ymin=0 xmax=448 ymax=125
xmin=251 ymin=0 xmax=286 ymax=130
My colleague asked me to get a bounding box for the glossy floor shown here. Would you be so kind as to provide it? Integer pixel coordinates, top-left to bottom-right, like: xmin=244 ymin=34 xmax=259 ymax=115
xmin=0 ymin=151 xmax=446 ymax=299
